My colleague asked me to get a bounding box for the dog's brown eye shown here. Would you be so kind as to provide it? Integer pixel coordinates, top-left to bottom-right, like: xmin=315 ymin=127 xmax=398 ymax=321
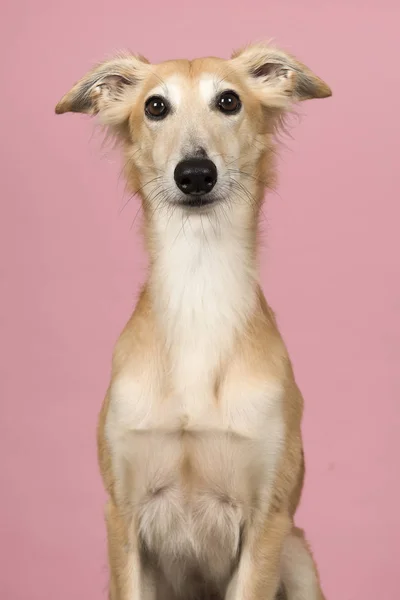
xmin=217 ymin=91 xmax=241 ymax=115
xmin=145 ymin=96 xmax=170 ymax=119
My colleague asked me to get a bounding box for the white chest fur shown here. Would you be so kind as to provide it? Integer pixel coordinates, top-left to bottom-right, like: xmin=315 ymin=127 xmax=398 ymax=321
xmin=106 ymin=371 xmax=284 ymax=586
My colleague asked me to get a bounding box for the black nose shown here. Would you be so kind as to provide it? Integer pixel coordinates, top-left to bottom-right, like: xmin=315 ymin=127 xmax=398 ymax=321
xmin=174 ymin=158 xmax=217 ymax=195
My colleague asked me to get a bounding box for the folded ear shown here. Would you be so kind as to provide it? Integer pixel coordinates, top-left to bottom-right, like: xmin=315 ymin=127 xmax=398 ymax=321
xmin=231 ymin=43 xmax=331 ymax=109
xmin=55 ymin=53 xmax=149 ymax=116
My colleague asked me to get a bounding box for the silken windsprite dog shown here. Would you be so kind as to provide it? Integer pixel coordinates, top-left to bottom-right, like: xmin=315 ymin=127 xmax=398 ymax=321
xmin=56 ymin=42 xmax=331 ymax=600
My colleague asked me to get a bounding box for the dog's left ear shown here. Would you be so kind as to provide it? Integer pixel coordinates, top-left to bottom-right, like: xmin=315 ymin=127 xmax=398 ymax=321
xmin=231 ymin=43 xmax=331 ymax=109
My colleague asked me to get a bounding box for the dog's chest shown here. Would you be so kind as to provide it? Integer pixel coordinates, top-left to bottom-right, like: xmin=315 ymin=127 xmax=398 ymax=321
xmin=106 ymin=372 xmax=284 ymax=579
xmin=107 ymin=371 xmax=283 ymax=446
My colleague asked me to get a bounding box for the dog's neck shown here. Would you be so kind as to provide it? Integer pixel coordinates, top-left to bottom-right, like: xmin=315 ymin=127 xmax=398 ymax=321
xmin=146 ymin=204 xmax=260 ymax=386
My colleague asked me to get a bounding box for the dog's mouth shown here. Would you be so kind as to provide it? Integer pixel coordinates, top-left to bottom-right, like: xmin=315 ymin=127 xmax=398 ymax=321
xmin=179 ymin=194 xmax=218 ymax=209
xmin=181 ymin=195 xmax=217 ymax=208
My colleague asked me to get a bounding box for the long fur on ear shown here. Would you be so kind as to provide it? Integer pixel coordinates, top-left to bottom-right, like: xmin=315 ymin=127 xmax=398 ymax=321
xmin=231 ymin=43 xmax=331 ymax=108
xmin=55 ymin=53 xmax=149 ymax=117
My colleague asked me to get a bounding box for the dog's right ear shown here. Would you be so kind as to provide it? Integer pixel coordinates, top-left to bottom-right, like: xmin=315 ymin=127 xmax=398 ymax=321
xmin=55 ymin=53 xmax=149 ymax=117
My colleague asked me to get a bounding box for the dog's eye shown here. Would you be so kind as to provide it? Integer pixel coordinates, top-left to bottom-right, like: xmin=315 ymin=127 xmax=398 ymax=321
xmin=217 ymin=91 xmax=241 ymax=115
xmin=145 ymin=96 xmax=170 ymax=120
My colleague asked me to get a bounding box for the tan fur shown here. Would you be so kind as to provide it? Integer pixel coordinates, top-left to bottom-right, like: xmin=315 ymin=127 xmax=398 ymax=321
xmin=56 ymin=42 xmax=331 ymax=600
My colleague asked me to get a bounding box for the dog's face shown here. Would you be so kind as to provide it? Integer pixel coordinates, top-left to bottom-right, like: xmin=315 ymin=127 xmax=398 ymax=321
xmin=56 ymin=45 xmax=331 ymax=215
xmin=119 ymin=57 xmax=266 ymax=211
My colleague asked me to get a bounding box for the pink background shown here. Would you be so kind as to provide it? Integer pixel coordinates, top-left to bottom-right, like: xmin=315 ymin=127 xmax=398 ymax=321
xmin=1 ymin=1 xmax=399 ymax=598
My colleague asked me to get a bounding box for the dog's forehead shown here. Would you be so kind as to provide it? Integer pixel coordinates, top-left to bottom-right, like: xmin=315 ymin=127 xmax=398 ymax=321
xmin=155 ymin=56 xmax=228 ymax=78
xmin=147 ymin=57 xmax=238 ymax=105
xmin=148 ymin=75 xmax=218 ymax=105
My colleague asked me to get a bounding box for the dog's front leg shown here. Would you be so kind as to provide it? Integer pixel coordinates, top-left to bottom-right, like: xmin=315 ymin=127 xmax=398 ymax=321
xmin=105 ymin=499 xmax=155 ymax=600
xmin=227 ymin=510 xmax=291 ymax=600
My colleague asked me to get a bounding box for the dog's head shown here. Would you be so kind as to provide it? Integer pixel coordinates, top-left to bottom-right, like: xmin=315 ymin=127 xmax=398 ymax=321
xmin=56 ymin=44 xmax=331 ymax=215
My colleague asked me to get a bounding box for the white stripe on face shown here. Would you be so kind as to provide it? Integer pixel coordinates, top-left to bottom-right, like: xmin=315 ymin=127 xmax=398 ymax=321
xmin=199 ymin=75 xmax=219 ymax=106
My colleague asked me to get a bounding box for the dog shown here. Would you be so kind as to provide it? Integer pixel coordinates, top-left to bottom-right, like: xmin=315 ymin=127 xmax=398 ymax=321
xmin=56 ymin=42 xmax=331 ymax=600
